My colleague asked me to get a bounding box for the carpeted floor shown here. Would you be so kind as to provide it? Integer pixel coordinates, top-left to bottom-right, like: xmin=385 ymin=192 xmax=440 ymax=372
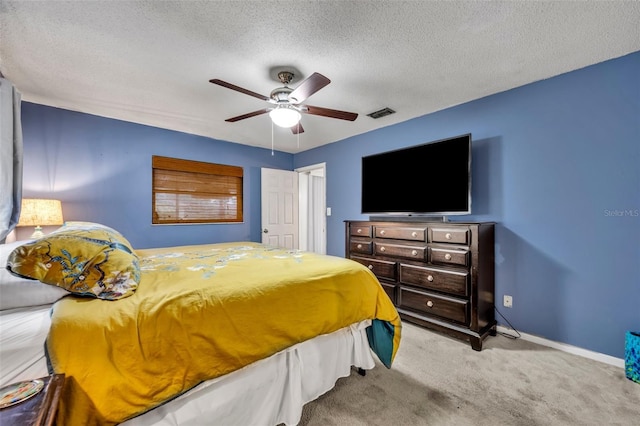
xmin=298 ymin=322 xmax=640 ymax=425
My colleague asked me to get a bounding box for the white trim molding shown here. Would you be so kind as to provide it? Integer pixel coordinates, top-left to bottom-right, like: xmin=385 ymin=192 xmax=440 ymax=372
xmin=497 ymin=326 xmax=624 ymax=369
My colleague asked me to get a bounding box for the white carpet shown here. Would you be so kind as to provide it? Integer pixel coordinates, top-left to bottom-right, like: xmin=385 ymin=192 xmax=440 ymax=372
xmin=299 ymin=322 xmax=640 ymax=425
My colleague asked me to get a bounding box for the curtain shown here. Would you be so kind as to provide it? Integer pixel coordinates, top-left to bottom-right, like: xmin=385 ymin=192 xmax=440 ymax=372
xmin=0 ymin=78 xmax=23 ymax=243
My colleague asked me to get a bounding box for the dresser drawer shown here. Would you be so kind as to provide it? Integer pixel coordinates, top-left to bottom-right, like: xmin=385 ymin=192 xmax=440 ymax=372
xmin=429 ymin=247 xmax=470 ymax=267
xmin=350 ymin=224 xmax=372 ymax=237
xmin=375 ymin=226 xmax=427 ymax=241
xmin=374 ymin=242 xmax=427 ymax=261
xmin=399 ymin=264 xmax=469 ymax=296
xmin=351 ymin=256 xmax=397 ymax=281
xmin=430 ymin=227 xmax=469 ymax=244
xmin=398 ymin=286 xmax=468 ymax=325
xmin=350 ymin=240 xmax=373 ymax=255
xmin=380 ymin=281 xmax=396 ymax=303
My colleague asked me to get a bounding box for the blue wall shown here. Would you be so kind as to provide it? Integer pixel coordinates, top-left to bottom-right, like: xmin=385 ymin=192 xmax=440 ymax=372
xmin=295 ymin=52 xmax=640 ymax=359
xmin=19 ymin=52 xmax=639 ymax=359
xmin=19 ymin=105 xmax=293 ymax=248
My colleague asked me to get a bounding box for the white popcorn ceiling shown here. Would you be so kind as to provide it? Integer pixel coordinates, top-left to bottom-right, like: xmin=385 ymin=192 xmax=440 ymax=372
xmin=1 ymin=1 xmax=639 ymax=153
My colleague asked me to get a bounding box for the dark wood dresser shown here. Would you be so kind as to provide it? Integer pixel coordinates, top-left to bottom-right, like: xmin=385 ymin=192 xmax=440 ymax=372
xmin=345 ymin=220 xmax=496 ymax=350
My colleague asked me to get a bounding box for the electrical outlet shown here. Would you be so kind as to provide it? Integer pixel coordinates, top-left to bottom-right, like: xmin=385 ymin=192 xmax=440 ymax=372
xmin=503 ymin=295 xmax=513 ymax=308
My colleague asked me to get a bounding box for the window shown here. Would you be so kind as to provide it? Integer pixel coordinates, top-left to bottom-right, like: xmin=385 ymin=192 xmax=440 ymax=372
xmin=152 ymin=156 xmax=243 ymax=224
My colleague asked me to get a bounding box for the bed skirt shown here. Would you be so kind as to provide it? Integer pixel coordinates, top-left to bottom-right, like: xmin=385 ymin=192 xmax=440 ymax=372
xmin=121 ymin=319 xmax=376 ymax=426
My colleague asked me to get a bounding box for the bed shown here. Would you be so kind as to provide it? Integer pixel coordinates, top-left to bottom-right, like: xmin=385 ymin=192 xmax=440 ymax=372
xmin=1 ymin=222 xmax=401 ymax=425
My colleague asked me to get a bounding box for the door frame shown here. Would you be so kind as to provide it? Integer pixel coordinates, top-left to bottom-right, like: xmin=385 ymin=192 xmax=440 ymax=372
xmin=295 ymin=162 xmax=326 ymax=254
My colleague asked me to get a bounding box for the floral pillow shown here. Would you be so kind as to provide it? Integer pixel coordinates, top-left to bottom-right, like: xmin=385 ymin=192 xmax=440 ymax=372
xmin=6 ymin=222 xmax=140 ymax=300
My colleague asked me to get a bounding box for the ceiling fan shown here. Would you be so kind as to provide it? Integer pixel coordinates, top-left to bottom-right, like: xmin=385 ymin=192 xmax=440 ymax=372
xmin=209 ymin=71 xmax=358 ymax=134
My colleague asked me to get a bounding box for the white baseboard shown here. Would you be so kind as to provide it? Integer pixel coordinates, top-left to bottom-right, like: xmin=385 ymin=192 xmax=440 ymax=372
xmin=496 ymin=326 xmax=625 ymax=369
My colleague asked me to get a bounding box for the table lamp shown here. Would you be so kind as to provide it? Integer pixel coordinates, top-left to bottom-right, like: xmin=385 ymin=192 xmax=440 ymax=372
xmin=17 ymin=199 xmax=64 ymax=238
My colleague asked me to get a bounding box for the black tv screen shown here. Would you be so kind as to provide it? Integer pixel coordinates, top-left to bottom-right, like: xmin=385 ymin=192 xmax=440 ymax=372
xmin=361 ymin=134 xmax=471 ymax=216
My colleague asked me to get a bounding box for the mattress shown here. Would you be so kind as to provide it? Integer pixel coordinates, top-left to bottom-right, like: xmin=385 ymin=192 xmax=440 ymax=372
xmin=0 ymin=304 xmax=375 ymax=425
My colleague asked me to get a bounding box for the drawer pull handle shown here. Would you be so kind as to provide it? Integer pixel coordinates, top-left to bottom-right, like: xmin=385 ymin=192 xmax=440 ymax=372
xmin=357 ymin=244 xmax=363 ymax=249
xmin=411 ymin=250 xmax=418 ymax=256
xmin=368 ymin=265 xmax=374 ymax=270
xmin=380 ymin=230 xmax=386 ymax=235
xmin=445 ymin=233 xmax=452 ymax=240
xmin=357 ymin=228 xmax=362 ymax=234
xmin=427 ymin=275 xmax=434 ymax=282
xmin=444 ymin=253 xmax=452 ymax=260
xmin=411 ymin=231 xmax=418 ymax=237
xmin=380 ymin=246 xmax=386 ymax=252
xmin=426 ymin=300 xmax=434 ymax=308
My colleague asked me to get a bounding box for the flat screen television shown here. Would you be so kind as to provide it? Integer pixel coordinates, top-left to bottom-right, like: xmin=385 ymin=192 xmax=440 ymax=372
xmin=361 ymin=133 xmax=471 ymax=216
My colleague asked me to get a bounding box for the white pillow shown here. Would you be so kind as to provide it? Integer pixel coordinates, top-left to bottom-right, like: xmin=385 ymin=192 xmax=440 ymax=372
xmin=1 ymin=239 xmax=68 ymax=310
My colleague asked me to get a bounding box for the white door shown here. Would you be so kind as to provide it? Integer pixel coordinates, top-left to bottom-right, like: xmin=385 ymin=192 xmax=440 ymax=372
xmin=261 ymin=168 xmax=299 ymax=249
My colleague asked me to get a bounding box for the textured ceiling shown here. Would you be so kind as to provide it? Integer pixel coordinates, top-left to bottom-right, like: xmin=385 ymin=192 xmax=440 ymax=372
xmin=1 ymin=1 xmax=639 ymax=154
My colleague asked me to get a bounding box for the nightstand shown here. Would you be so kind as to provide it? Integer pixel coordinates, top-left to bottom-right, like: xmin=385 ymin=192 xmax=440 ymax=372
xmin=0 ymin=374 xmax=65 ymax=426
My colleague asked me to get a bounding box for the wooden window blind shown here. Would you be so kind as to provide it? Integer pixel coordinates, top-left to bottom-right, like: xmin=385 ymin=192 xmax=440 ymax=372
xmin=152 ymin=156 xmax=243 ymax=224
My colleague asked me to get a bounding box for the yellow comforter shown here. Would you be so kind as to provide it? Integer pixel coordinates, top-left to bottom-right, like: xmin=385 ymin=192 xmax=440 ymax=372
xmin=46 ymin=242 xmax=401 ymax=425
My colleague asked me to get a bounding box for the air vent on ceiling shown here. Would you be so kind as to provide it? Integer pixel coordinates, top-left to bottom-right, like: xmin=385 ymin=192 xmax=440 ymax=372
xmin=366 ymin=107 xmax=396 ymax=119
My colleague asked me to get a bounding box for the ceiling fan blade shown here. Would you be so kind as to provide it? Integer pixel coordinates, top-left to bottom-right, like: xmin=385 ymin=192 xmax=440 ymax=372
xmin=209 ymin=79 xmax=270 ymax=101
xmin=291 ymin=123 xmax=304 ymax=134
xmin=288 ymin=72 xmax=331 ymax=104
xmin=304 ymin=105 xmax=358 ymax=121
xmin=225 ymin=108 xmax=270 ymax=122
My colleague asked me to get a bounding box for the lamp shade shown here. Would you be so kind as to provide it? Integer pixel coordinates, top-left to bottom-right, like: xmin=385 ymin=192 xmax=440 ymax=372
xmin=17 ymin=199 xmax=64 ymax=238
xmin=269 ymin=106 xmax=301 ymax=128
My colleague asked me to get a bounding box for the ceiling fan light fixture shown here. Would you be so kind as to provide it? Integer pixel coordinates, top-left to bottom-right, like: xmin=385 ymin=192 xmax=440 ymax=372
xmin=211 ymin=71 xmax=357 ymax=134
xmin=269 ymin=106 xmax=301 ymax=128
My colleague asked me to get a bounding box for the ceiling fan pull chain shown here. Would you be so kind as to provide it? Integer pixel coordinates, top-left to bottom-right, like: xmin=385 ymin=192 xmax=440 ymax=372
xmin=271 ymin=120 xmax=274 ymax=156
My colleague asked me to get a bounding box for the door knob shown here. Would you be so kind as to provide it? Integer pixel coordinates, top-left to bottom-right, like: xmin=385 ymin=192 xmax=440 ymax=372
xmin=263 ymin=229 xmax=268 ymax=233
